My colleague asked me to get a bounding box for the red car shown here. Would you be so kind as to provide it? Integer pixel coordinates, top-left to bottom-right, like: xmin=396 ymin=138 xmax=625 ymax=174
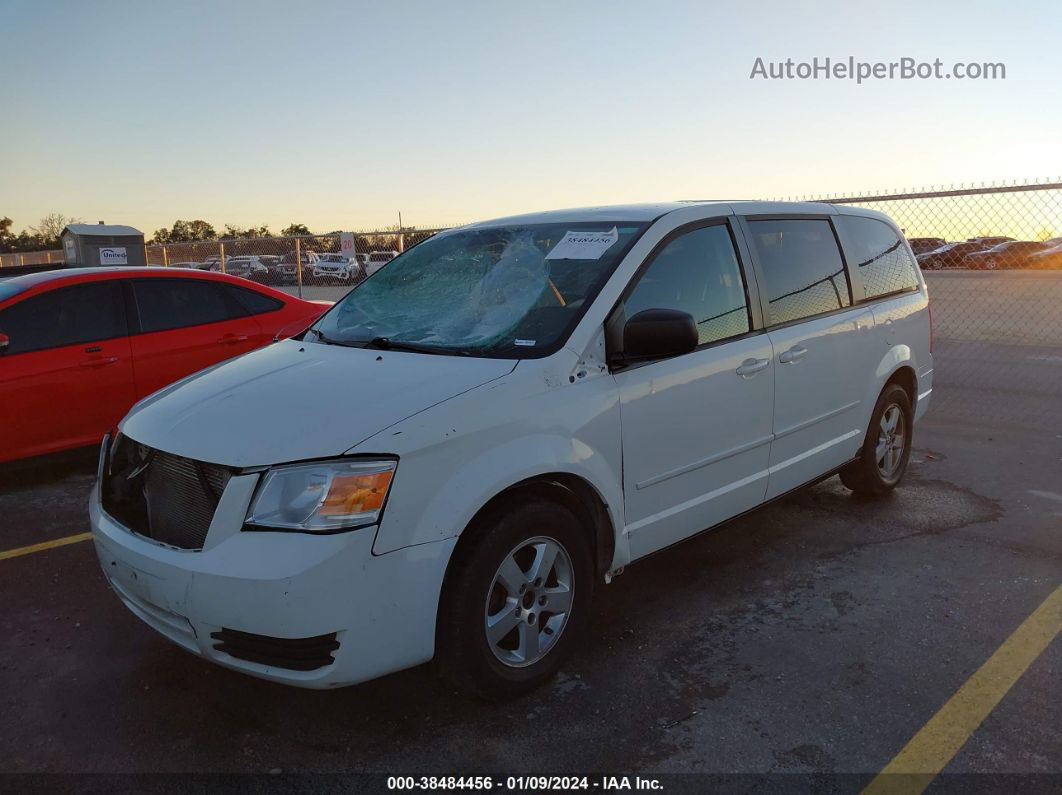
xmin=0 ymin=267 xmax=325 ymax=464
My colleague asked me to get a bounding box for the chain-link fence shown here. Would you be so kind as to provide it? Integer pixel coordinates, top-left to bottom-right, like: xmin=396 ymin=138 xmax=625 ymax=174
xmin=142 ymin=228 xmax=448 ymax=301
xmin=0 ymin=249 xmax=64 ymax=268
xmin=799 ymin=180 xmax=1062 ymax=430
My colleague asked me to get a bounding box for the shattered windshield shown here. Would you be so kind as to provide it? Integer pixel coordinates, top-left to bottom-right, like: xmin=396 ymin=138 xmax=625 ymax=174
xmin=310 ymin=222 xmax=647 ymax=357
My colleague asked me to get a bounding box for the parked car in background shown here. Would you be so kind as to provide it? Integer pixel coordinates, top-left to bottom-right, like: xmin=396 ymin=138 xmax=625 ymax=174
xmin=965 ymin=240 xmax=1051 ymax=270
xmin=366 ymin=250 xmax=399 ymax=275
xmin=313 ymin=253 xmax=365 ymax=283
xmin=1027 ymin=243 xmax=1062 ymax=269
xmin=222 ymin=256 xmax=269 ymax=279
xmin=91 ymin=200 xmax=931 ymax=697
xmin=200 ymin=255 xmax=229 ymax=270
xmin=0 ymin=268 xmax=325 ymax=464
xmin=967 ymin=236 xmax=1015 ymax=247
xmin=169 ymin=262 xmax=202 ymax=269
xmin=248 ymin=256 xmax=285 ymax=286
xmin=275 ymin=251 xmax=320 ymax=284
xmin=916 ymin=240 xmax=991 ymax=269
xmin=906 ymin=237 xmax=946 ymax=255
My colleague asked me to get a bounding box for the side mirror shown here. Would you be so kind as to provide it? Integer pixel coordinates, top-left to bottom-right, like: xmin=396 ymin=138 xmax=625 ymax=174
xmin=0 ymin=333 xmax=8 ymax=353
xmin=619 ymin=308 xmax=698 ymax=363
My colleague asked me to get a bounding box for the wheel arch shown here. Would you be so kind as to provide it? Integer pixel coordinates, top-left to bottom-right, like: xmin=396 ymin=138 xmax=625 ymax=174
xmin=884 ymin=363 xmax=917 ymax=411
xmin=445 ymin=473 xmax=617 ymax=583
xmin=868 ymin=345 xmax=919 ymax=421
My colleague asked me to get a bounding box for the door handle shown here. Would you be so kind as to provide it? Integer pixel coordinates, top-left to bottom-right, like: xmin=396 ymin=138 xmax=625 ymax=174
xmin=217 ymin=334 xmax=249 ymax=344
xmin=778 ymin=345 xmax=808 ymax=364
xmin=735 ymin=357 xmax=770 ymax=377
xmin=80 ymin=356 xmax=119 ymax=367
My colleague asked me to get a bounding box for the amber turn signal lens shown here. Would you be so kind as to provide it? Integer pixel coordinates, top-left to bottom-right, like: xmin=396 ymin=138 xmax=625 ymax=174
xmin=319 ymin=471 xmax=394 ymax=517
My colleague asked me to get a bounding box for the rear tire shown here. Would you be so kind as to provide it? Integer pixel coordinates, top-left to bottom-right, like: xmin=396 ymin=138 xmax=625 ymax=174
xmin=840 ymin=383 xmax=913 ymax=497
xmin=435 ymin=498 xmax=594 ymax=700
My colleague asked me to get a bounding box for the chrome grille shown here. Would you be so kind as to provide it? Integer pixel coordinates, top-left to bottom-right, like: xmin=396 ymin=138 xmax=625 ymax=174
xmin=102 ymin=435 xmax=233 ymax=550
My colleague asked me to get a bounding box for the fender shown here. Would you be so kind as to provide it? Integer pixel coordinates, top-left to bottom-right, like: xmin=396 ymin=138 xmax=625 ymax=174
xmin=858 ymin=343 xmax=917 ymax=431
xmin=356 ymin=357 xmax=628 ymax=567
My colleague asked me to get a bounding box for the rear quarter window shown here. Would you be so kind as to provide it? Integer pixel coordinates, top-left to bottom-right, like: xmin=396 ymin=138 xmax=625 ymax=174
xmin=222 ymin=284 xmax=284 ymax=315
xmin=837 ymin=215 xmax=920 ymax=299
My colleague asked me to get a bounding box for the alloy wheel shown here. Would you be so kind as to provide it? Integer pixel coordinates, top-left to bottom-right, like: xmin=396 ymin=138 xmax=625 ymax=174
xmin=876 ymin=404 xmax=906 ymax=479
xmin=484 ymin=536 xmax=574 ymax=668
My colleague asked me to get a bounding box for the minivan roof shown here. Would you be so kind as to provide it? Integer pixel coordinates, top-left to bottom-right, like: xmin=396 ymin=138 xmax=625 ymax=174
xmin=465 ymin=200 xmax=889 ymax=228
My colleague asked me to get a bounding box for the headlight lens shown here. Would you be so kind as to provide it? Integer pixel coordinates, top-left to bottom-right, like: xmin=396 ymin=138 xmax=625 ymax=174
xmin=245 ymin=458 xmax=396 ymax=532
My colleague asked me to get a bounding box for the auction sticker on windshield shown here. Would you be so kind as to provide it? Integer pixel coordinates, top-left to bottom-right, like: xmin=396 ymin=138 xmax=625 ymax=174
xmin=545 ymin=227 xmax=618 ymax=260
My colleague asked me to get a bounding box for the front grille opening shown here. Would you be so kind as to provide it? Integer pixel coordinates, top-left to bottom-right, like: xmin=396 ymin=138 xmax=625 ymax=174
xmin=210 ymin=628 xmax=340 ymax=672
xmin=101 ymin=434 xmax=233 ymax=550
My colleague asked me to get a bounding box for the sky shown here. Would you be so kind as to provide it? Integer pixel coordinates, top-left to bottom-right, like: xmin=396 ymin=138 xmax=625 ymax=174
xmin=2 ymin=0 xmax=1060 ymax=236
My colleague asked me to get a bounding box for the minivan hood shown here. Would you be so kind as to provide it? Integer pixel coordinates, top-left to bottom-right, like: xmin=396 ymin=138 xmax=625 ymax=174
xmin=121 ymin=339 xmax=516 ymax=467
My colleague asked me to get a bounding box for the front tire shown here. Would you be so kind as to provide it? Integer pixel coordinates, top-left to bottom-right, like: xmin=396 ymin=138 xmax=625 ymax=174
xmin=840 ymin=383 xmax=913 ymax=497
xmin=435 ymin=498 xmax=594 ymax=699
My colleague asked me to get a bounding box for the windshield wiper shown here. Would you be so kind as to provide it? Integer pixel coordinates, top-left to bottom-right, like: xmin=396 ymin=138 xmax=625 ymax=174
xmin=313 ymin=329 xmax=363 ymax=348
xmin=363 ymin=336 xmax=475 ymax=357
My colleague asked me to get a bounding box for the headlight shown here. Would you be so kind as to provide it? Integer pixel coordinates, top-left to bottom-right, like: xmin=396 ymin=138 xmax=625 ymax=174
xmin=245 ymin=458 xmax=396 ymax=532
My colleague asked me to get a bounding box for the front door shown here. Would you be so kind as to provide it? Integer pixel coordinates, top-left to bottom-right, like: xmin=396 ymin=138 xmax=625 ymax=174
xmin=613 ymin=221 xmax=774 ymax=560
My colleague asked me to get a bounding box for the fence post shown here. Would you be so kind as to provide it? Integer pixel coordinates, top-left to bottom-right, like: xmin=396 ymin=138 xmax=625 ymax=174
xmin=162 ymin=247 xmax=169 ymax=267
xmin=296 ymin=238 xmax=303 ymax=299
xmin=219 ymin=242 xmax=226 ymax=274
xmin=46 ymin=252 xmax=52 ymax=264
xmin=143 ymin=243 xmax=149 ymax=265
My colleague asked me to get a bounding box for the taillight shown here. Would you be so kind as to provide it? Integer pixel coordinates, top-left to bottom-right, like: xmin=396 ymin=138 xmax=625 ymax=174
xmin=927 ymin=301 xmax=934 ymax=354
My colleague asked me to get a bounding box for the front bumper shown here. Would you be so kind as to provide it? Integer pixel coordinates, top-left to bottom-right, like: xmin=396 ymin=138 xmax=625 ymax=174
xmin=89 ymin=475 xmax=456 ymax=688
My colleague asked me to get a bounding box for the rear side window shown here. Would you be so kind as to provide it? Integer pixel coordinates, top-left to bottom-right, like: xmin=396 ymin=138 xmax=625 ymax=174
xmin=0 ymin=282 xmax=126 ymax=355
xmin=746 ymin=219 xmax=851 ymax=325
xmin=625 ymin=224 xmax=750 ymax=345
xmin=837 ymin=216 xmax=919 ymax=299
xmin=222 ymin=284 xmax=284 ymax=315
xmin=132 ymin=279 xmax=243 ymax=333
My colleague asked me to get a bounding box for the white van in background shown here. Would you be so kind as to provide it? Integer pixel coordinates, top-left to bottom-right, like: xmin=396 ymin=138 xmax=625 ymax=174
xmin=91 ymin=201 xmax=931 ymax=698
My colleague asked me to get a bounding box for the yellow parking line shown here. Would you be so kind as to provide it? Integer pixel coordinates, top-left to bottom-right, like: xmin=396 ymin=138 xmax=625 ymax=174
xmin=0 ymin=532 xmax=94 ymax=562
xmin=863 ymin=583 xmax=1062 ymax=795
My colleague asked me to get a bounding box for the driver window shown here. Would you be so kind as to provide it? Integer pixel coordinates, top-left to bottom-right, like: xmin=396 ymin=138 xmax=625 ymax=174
xmin=625 ymin=224 xmax=750 ymax=345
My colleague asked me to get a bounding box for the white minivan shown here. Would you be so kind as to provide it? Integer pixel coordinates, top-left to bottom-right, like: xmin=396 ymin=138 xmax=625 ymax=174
xmin=90 ymin=201 xmax=932 ymax=697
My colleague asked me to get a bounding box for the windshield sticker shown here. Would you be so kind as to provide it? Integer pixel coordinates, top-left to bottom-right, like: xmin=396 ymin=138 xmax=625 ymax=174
xmin=514 ymin=339 xmax=536 ymax=347
xmin=545 ymin=227 xmax=619 ymax=261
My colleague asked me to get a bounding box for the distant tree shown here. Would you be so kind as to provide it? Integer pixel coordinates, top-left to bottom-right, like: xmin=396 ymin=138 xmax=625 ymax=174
xmin=172 ymin=219 xmax=216 ymax=242
xmin=222 ymin=224 xmax=271 ymax=239
xmin=281 ymin=223 xmax=311 ymax=237
xmin=29 ymin=212 xmax=81 ymax=248
xmin=152 ymin=219 xmax=217 ymax=244
xmin=0 ymin=216 xmax=13 ymax=251
xmin=14 ymin=230 xmax=43 ymax=252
